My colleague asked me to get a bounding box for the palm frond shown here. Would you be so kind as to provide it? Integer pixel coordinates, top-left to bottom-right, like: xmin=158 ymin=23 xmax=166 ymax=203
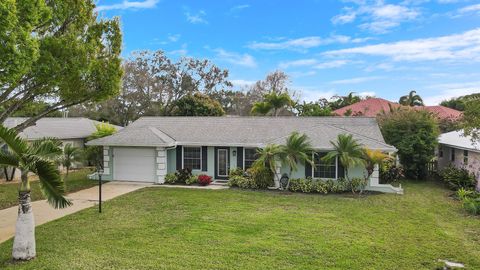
xmin=0 ymin=125 xmax=28 ymax=156
xmin=34 ymin=160 xmax=71 ymax=209
xmin=0 ymin=150 xmax=20 ymax=167
xmin=30 ymin=138 xmax=63 ymax=161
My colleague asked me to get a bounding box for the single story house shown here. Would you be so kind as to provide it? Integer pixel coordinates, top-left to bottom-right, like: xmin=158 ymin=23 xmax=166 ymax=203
xmin=438 ymin=130 xmax=480 ymax=190
xmin=87 ymin=116 xmax=403 ymax=194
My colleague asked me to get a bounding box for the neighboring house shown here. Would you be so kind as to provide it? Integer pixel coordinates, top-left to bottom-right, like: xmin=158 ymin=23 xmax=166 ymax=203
xmin=333 ymin=98 xmax=462 ymax=121
xmin=87 ymin=116 xmax=402 ymax=194
xmin=438 ymin=130 xmax=480 ymax=190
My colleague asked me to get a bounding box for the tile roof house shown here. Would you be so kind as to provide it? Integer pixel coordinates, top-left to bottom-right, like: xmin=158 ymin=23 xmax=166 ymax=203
xmin=438 ymin=130 xmax=480 ymax=191
xmin=333 ymin=98 xmax=462 ymax=120
xmin=87 ymin=116 xmax=403 ymax=194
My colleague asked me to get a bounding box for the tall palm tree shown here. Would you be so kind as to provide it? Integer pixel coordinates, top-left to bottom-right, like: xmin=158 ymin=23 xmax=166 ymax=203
xmin=263 ymin=92 xmax=293 ymax=116
xmin=0 ymin=126 xmax=71 ymax=260
xmin=61 ymin=143 xmax=83 ymax=178
xmin=399 ymin=90 xmax=424 ymax=106
xmin=252 ymin=144 xmax=282 ymax=188
xmin=322 ymin=134 xmax=366 ymax=181
xmin=278 ymin=132 xmax=314 ymax=190
xmin=251 ymin=101 xmax=273 ymax=116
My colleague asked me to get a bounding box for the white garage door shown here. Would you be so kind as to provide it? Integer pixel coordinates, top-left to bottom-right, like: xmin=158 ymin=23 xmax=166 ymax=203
xmin=113 ymin=147 xmax=155 ymax=182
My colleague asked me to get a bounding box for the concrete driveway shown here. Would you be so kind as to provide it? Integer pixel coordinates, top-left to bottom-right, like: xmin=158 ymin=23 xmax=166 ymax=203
xmin=0 ymin=181 xmax=150 ymax=243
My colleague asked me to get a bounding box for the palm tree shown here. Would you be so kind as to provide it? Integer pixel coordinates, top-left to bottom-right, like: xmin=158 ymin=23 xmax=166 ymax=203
xmin=61 ymin=143 xmax=83 ymax=178
xmin=0 ymin=126 xmax=71 ymax=260
xmin=251 ymin=101 xmax=273 ymax=116
xmin=363 ymin=148 xmax=391 ymax=179
xmin=322 ymin=134 xmax=366 ymax=182
xmin=399 ymin=90 xmax=424 ymax=106
xmin=278 ymin=132 xmax=314 ymax=190
xmin=263 ymin=92 xmax=292 ymax=116
xmin=252 ymin=144 xmax=282 ymax=188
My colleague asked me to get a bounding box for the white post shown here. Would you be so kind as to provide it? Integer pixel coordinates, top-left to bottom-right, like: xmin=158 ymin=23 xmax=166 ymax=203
xmin=369 ymin=164 xmax=380 ymax=187
xmin=156 ymin=147 xmax=167 ymax=184
xmin=273 ymin=160 xmax=282 ymax=189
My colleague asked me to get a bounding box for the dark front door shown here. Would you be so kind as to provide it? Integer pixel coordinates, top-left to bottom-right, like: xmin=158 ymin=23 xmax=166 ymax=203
xmin=215 ymin=147 xmax=229 ymax=180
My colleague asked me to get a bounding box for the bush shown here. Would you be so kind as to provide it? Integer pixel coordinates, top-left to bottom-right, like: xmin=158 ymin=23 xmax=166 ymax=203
xmin=440 ymin=165 xmax=476 ymax=190
xmin=229 ymin=168 xmax=246 ymax=177
xmin=198 ymin=174 xmax=212 ymax=186
xmin=228 ymin=175 xmax=258 ymax=189
xmin=456 ymin=188 xmax=480 ymax=215
xmin=164 ymin=173 xmax=177 ymax=184
xmin=185 ymin=175 xmax=198 ymax=185
xmin=175 ymin=168 xmax=192 ymax=184
xmin=247 ymin=165 xmax=273 ymax=189
xmin=289 ymin=178 xmax=349 ymax=194
xmin=325 ymin=178 xmax=348 ymax=193
xmin=380 ymin=159 xmax=404 ymax=183
xmin=349 ymin=177 xmax=368 ymax=194
xmin=311 ymin=180 xmax=328 ymax=194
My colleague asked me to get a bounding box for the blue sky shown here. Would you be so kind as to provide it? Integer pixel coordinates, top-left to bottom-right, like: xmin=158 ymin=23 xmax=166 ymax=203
xmin=96 ymin=0 xmax=480 ymax=105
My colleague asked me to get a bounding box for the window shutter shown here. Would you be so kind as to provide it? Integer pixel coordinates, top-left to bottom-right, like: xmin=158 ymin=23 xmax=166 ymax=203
xmin=305 ymin=153 xmax=312 ymax=178
xmin=237 ymin=147 xmax=244 ymax=170
xmin=337 ymin=159 xmax=345 ymax=178
xmin=202 ymin=146 xmax=207 ymax=171
xmin=176 ymin=146 xmax=182 ymax=170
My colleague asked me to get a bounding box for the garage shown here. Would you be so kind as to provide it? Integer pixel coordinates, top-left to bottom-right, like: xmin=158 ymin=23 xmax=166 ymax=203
xmin=113 ymin=147 xmax=155 ymax=182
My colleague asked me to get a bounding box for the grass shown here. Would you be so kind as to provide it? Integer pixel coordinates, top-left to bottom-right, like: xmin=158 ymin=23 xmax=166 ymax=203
xmin=0 ymin=169 xmax=97 ymax=210
xmin=1 ymin=181 xmax=479 ymax=269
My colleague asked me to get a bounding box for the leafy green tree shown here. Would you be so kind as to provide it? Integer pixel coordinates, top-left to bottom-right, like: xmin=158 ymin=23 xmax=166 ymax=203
xmin=378 ymin=109 xmax=439 ymax=179
xmin=462 ymin=100 xmax=480 ymax=143
xmin=0 ymin=0 xmax=123 ymax=132
xmin=278 ymin=132 xmax=314 ymax=190
xmin=85 ymin=123 xmax=117 ymax=168
xmin=330 ymin=92 xmax=362 ymax=110
xmin=61 ymin=144 xmax=83 ymax=178
xmin=172 ymin=92 xmax=225 ymax=116
xmin=323 ymin=134 xmax=366 ymax=183
xmin=0 ymin=126 xmax=70 ymax=260
xmin=441 ymin=93 xmax=479 ymax=111
xmin=399 ymin=91 xmax=424 ymax=106
xmin=296 ymin=100 xmax=333 ymax=116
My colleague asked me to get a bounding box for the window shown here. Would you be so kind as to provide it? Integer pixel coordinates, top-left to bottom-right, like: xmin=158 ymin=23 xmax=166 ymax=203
xmin=183 ymin=147 xmax=201 ymax=170
xmin=313 ymin=152 xmax=336 ymax=179
xmin=439 ymin=146 xmax=443 ymax=158
xmin=464 ymin=150 xmax=468 ymax=164
xmin=244 ymin=148 xmax=257 ymax=170
xmin=451 ymin=148 xmax=455 ymax=162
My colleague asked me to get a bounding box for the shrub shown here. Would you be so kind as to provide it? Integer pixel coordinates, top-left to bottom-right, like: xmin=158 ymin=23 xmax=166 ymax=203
xmin=456 ymin=188 xmax=480 ymax=215
xmin=247 ymin=165 xmax=273 ymax=189
xmin=228 ymin=175 xmax=259 ymax=189
xmin=164 ymin=173 xmax=177 ymax=184
xmin=440 ymin=165 xmax=476 ymax=190
xmin=229 ymin=168 xmax=246 ymax=177
xmin=185 ymin=175 xmax=198 ymax=185
xmin=324 ymin=178 xmax=349 ymax=193
xmin=311 ymin=180 xmax=328 ymax=194
xmin=198 ymin=174 xmax=212 ymax=186
xmin=175 ymin=168 xmax=192 ymax=184
xmin=380 ymin=159 xmax=404 ymax=183
xmin=349 ymin=177 xmax=368 ymax=194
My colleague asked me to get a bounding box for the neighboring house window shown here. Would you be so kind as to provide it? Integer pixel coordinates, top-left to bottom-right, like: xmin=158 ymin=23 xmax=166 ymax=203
xmin=313 ymin=152 xmax=336 ymax=179
xmin=439 ymin=146 xmax=443 ymax=158
xmin=464 ymin=150 xmax=468 ymax=164
xmin=183 ymin=147 xmax=201 ymax=170
xmin=244 ymin=148 xmax=257 ymax=170
xmin=451 ymin=148 xmax=455 ymax=162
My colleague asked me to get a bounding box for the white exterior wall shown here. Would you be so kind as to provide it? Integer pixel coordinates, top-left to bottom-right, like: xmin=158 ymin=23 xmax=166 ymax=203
xmin=156 ymin=147 xmax=167 ymax=184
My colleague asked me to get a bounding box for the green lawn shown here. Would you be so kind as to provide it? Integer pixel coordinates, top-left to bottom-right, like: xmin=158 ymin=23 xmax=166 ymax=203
xmin=0 ymin=169 xmax=97 ymax=210
xmin=1 ymin=181 xmax=479 ymax=269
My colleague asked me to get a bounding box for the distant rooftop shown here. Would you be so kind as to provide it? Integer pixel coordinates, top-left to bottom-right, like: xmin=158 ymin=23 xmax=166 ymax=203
xmin=439 ymin=130 xmax=479 ymax=152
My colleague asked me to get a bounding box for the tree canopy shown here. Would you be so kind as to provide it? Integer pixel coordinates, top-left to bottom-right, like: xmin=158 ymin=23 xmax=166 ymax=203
xmin=399 ymin=91 xmax=424 ymax=106
xmin=172 ymin=93 xmax=225 ymax=116
xmin=441 ymin=93 xmax=480 ymax=111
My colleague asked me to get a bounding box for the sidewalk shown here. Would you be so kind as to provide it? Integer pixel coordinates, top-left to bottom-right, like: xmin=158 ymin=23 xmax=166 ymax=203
xmin=0 ymin=182 xmax=149 ymax=243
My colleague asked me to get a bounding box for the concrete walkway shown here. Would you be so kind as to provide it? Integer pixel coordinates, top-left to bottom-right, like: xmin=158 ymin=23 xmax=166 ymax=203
xmin=0 ymin=182 xmax=150 ymax=243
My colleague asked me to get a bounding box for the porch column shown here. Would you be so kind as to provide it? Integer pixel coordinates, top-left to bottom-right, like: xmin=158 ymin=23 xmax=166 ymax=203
xmin=156 ymin=147 xmax=167 ymax=184
xmin=369 ymin=164 xmax=380 ymax=187
xmin=103 ymin=146 xmax=111 ymax=176
xmin=273 ymin=160 xmax=282 ymax=189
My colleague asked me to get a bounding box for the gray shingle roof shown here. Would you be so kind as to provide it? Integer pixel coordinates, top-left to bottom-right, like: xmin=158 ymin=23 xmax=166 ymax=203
xmin=87 ymin=116 xmax=395 ymax=151
xmin=4 ymin=117 xmax=122 ymax=140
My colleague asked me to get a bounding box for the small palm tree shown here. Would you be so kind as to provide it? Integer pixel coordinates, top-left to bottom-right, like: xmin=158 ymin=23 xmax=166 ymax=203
xmin=363 ymin=148 xmax=391 ymax=178
xmin=399 ymin=90 xmax=424 ymax=106
xmin=279 ymin=132 xmax=314 ymax=190
xmin=323 ymin=134 xmax=366 ymax=181
xmin=61 ymin=143 xmax=83 ymax=178
xmin=251 ymin=101 xmax=273 ymax=116
xmin=252 ymin=144 xmax=282 ymax=188
xmin=263 ymin=92 xmax=293 ymax=116
xmin=0 ymin=126 xmax=71 ymax=260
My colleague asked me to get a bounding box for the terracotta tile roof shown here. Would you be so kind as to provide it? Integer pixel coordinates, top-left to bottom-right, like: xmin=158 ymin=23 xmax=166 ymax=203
xmin=333 ymin=98 xmax=462 ymax=120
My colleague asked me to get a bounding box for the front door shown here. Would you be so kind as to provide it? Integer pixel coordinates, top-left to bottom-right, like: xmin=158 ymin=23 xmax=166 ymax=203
xmin=215 ymin=147 xmax=229 ymax=179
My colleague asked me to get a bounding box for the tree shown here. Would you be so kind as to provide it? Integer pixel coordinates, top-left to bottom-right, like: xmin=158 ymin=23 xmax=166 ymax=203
xmin=251 ymin=92 xmax=293 ymax=116
xmin=462 ymin=100 xmax=480 ymax=143
xmin=441 ymin=93 xmax=479 ymax=111
xmin=296 ymin=99 xmax=333 ymax=116
xmin=85 ymin=123 xmax=117 ymax=168
xmin=330 ymin=92 xmax=362 ymax=110
xmin=322 ymin=134 xmax=366 ymax=185
xmin=278 ymin=132 xmax=314 ymax=190
xmin=251 ymin=102 xmax=273 ymax=116
xmin=61 ymin=144 xmax=83 ymax=178
xmin=1 ymin=0 xmax=123 ymax=132
xmin=363 ymin=149 xmax=391 ymax=179
xmin=377 ymin=109 xmax=439 ymax=179
xmin=0 ymin=126 xmax=70 ymax=260
xmin=172 ymin=92 xmax=225 ymax=116
xmin=399 ymin=91 xmax=424 ymax=106
xmin=252 ymin=144 xmax=282 ymax=188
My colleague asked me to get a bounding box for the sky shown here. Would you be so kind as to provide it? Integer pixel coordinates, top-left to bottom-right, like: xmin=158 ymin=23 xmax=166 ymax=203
xmin=95 ymin=0 xmax=480 ymax=105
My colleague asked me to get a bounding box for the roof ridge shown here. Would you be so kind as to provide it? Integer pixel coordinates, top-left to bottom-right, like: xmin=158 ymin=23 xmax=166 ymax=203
xmin=148 ymin=126 xmax=176 ymax=143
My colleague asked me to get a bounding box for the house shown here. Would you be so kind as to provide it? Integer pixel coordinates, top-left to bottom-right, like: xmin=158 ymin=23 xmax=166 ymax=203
xmin=4 ymin=117 xmax=122 ymax=149
xmin=438 ymin=130 xmax=480 ymax=190
xmin=87 ymin=116 xmax=403 ymax=194
xmin=333 ymin=98 xmax=462 ymax=121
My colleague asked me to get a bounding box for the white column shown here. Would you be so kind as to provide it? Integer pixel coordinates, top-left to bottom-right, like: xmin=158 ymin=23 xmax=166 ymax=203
xmin=103 ymin=146 xmax=110 ymax=175
xmin=369 ymin=164 xmax=380 ymax=187
xmin=156 ymin=147 xmax=167 ymax=184
xmin=273 ymin=160 xmax=282 ymax=189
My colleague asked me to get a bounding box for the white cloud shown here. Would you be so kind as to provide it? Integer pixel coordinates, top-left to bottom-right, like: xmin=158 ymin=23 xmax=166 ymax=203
xmin=247 ymin=35 xmax=369 ymax=51
xmin=330 ymin=76 xmax=382 ymax=85
xmin=332 ymin=9 xmax=357 ymax=24
xmin=325 ymin=28 xmax=480 ymax=62
xmin=358 ymin=91 xmax=376 ymax=97
xmin=230 ymin=4 xmax=250 ymax=12
xmin=214 ymin=49 xmax=257 ymax=68
xmin=95 ymin=0 xmax=159 ymax=11
xmin=167 ymin=34 xmax=180 ymax=42
xmin=185 ymin=10 xmax=208 ymax=24
xmin=168 ymin=43 xmax=188 ymax=56
xmin=423 ymin=81 xmax=480 ymax=105
xmin=458 ymin=4 xmax=480 ymax=14
xmin=231 ymin=79 xmax=256 ymax=87
xmin=314 ymin=60 xmax=349 ymax=69
xmin=299 ymin=89 xmax=337 ymax=102
xmin=278 ymin=59 xmax=317 ymax=69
